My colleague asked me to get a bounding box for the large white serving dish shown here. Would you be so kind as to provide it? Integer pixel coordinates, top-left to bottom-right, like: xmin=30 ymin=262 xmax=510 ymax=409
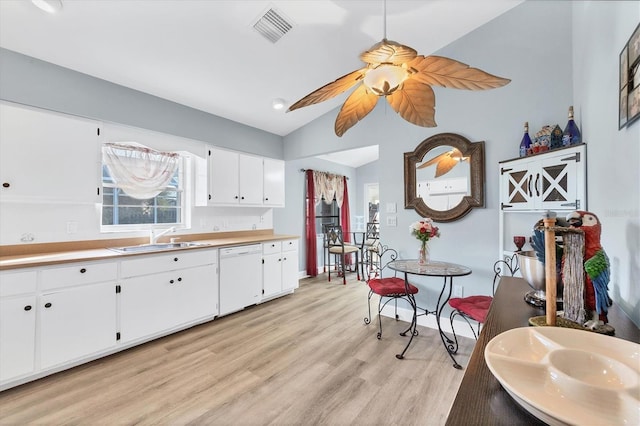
xmin=484 ymin=327 xmax=640 ymax=426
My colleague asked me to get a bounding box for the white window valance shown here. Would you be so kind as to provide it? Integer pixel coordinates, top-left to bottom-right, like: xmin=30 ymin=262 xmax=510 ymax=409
xmin=313 ymin=171 xmax=345 ymax=207
xmin=103 ymin=142 xmax=179 ymax=200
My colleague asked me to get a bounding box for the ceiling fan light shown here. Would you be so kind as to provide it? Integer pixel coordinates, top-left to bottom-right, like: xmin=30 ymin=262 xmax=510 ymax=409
xmin=363 ymin=64 xmax=408 ymax=96
xmin=31 ymin=0 xmax=63 ymax=14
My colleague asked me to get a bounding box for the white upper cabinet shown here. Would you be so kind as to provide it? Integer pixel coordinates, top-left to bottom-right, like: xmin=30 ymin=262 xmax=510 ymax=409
xmin=207 ymin=146 xmax=284 ymax=207
xmin=239 ymin=154 xmax=263 ymax=204
xmin=0 ymin=102 xmax=100 ymax=204
xmin=499 ymin=144 xmax=586 ymax=211
xmin=208 ymin=147 xmax=240 ymax=204
xmin=263 ymin=158 xmax=285 ymax=207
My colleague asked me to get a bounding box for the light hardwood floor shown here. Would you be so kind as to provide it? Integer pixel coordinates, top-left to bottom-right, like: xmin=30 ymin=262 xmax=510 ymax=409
xmin=0 ymin=274 xmax=475 ymax=425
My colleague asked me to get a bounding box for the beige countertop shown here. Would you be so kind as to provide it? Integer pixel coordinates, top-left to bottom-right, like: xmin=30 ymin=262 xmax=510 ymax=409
xmin=0 ymin=230 xmax=300 ymax=271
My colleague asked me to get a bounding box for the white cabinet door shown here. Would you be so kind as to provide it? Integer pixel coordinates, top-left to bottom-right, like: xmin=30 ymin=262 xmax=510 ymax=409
xmin=263 ymin=159 xmax=285 ymax=207
xmin=282 ymin=251 xmax=299 ymax=291
xmin=537 ymin=149 xmax=582 ymax=210
xmin=0 ymin=295 xmax=36 ymax=382
xmin=239 ymin=154 xmax=263 ymax=205
xmin=120 ymin=271 xmax=179 ymax=343
xmin=40 ymin=282 xmax=116 ymax=369
xmin=173 ymin=264 xmax=218 ymax=324
xmin=262 ymin=253 xmax=282 ymax=298
xmin=208 ymin=147 xmax=240 ymax=204
xmin=500 ymin=159 xmax=536 ymax=211
xmin=0 ymin=102 xmax=100 ymax=204
xmin=282 ymin=239 xmax=299 ymax=291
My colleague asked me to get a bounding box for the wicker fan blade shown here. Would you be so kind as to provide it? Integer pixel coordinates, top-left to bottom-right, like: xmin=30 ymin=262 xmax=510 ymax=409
xmin=434 ymin=155 xmax=458 ymax=178
xmin=288 ymin=68 xmax=367 ymax=112
xmin=334 ymin=85 xmax=379 ymax=137
xmin=408 ymin=55 xmax=511 ymax=90
xmin=386 ymin=79 xmax=436 ymax=127
xmin=360 ymin=39 xmax=417 ymax=65
xmin=417 ymin=151 xmax=447 ymax=169
xmin=449 ymin=148 xmax=464 ymax=160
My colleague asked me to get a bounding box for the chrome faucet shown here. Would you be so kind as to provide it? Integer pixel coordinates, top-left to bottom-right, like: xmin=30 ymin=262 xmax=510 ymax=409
xmin=149 ymin=227 xmax=175 ymax=245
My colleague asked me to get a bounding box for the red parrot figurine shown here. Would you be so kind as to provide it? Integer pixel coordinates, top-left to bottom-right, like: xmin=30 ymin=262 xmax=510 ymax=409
xmin=566 ymin=210 xmax=611 ymax=330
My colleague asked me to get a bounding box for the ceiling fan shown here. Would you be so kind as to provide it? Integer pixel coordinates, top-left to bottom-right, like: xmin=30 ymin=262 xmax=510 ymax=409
xmin=417 ymin=147 xmax=469 ymax=178
xmin=287 ymin=0 xmax=511 ymax=137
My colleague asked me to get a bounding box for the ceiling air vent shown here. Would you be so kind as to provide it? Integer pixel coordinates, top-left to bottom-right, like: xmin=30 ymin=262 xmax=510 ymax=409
xmin=253 ymin=8 xmax=292 ymax=43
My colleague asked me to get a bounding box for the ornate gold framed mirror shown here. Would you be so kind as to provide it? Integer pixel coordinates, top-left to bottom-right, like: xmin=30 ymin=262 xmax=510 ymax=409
xmin=404 ymin=133 xmax=485 ymax=222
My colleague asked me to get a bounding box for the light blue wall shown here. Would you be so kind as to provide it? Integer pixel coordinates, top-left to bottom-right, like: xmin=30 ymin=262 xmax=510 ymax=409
xmin=571 ymin=1 xmax=640 ymax=326
xmin=0 ymin=48 xmax=283 ymax=159
xmin=282 ymin=0 xmax=575 ymax=311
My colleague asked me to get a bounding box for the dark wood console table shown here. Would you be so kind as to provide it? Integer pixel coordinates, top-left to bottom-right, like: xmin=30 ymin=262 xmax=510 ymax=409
xmin=446 ymin=276 xmax=639 ymax=425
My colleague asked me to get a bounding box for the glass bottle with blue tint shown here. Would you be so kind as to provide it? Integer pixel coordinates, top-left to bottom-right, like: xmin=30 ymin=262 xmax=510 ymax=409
xmin=562 ymin=106 xmax=581 ymax=146
xmin=519 ymin=121 xmax=532 ymax=157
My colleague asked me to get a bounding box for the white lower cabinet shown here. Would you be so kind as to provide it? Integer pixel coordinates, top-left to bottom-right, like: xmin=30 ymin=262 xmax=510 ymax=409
xmin=39 ymin=283 xmax=116 ymax=369
xmin=0 ymin=241 xmax=300 ymax=390
xmin=262 ymin=239 xmax=299 ymax=300
xmin=120 ymin=264 xmax=217 ymax=343
xmin=262 ymin=242 xmax=283 ymax=299
xmin=282 ymin=240 xmax=299 ymax=292
xmin=0 ymin=295 xmax=36 ymax=382
xmin=119 ymin=249 xmax=218 ymax=343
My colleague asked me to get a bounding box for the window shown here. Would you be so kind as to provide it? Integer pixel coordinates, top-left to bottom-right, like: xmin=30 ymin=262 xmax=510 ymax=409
xmin=101 ymin=144 xmax=185 ymax=228
xmin=315 ymin=197 xmax=340 ymax=234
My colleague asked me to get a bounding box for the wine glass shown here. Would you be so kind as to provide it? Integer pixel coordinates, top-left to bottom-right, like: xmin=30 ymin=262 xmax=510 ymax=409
xmin=513 ymin=236 xmax=526 ymax=252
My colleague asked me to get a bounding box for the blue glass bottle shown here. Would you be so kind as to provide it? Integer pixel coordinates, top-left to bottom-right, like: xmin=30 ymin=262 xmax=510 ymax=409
xmin=562 ymin=106 xmax=581 ymax=146
xmin=519 ymin=121 xmax=532 ymax=157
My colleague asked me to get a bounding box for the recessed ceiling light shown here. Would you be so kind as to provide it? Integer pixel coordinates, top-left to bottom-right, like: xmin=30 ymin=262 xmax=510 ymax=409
xmin=31 ymin=0 xmax=63 ymax=14
xmin=272 ymin=98 xmax=286 ymax=110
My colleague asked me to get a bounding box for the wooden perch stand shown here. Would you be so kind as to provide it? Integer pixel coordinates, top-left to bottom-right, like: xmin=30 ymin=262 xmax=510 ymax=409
xmin=543 ymin=216 xmax=557 ymax=326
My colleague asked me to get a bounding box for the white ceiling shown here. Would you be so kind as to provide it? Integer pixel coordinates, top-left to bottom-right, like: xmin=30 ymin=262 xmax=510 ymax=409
xmin=0 ymin=1 xmax=522 ymax=168
xmin=0 ymin=1 xmax=523 ymax=135
xmin=316 ymin=145 xmax=379 ymax=168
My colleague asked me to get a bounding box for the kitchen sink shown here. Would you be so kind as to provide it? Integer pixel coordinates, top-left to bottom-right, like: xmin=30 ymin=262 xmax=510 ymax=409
xmin=108 ymin=242 xmax=209 ymax=254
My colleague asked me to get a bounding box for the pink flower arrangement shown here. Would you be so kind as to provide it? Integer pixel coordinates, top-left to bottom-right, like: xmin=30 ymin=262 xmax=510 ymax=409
xmin=410 ymin=218 xmax=440 ymax=243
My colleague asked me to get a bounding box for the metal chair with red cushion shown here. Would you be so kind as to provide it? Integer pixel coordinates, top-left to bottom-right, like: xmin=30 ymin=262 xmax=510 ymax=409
xmin=364 ymin=242 xmax=419 ymax=340
xmin=448 ymin=254 xmax=519 ymax=341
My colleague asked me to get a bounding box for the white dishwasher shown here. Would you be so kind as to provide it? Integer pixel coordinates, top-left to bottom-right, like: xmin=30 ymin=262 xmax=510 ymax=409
xmin=219 ymin=244 xmax=262 ymax=316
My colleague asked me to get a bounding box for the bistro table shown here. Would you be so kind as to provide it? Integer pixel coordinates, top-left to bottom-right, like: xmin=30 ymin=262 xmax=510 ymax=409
xmin=446 ymin=276 xmax=640 ymax=425
xmin=387 ymin=259 xmax=472 ymax=369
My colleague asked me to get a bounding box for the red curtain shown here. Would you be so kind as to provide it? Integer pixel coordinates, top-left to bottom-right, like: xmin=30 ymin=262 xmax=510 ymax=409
xmin=340 ymin=176 xmax=352 ymax=265
xmin=305 ymin=170 xmax=317 ymax=277
xmin=341 ymin=176 xmax=351 ymax=242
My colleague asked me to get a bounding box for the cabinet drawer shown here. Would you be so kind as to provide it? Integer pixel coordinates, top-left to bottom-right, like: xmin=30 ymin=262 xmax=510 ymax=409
xmin=0 ymin=270 xmax=37 ymax=297
xmin=121 ymin=248 xmax=217 ymax=278
xmin=41 ymin=262 xmax=117 ymax=291
xmin=281 ymin=239 xmax=298 ymax=252
xmin=263 ymin=241 xmax=282 ymax=255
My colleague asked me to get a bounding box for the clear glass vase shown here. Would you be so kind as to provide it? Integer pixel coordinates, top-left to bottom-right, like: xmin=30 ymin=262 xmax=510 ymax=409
xmin=419 ymin=241 xmax=429 ymax=265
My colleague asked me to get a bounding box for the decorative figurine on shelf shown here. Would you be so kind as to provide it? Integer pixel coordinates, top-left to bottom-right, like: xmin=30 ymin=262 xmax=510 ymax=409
xmin=549 ymin=124 xmax=563 ymax=149
xmin=566 ymin=211 xmax=612 ymax=330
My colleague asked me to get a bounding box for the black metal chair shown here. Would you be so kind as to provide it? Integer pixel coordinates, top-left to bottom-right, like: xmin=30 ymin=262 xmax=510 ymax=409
xmin=364 ymin=242 xmax=419 ymax=339
xmin=448 ymin=254 xmax=519 ymax=342
xmin=359 ymin=222 xmax=380 ymax=278
xmin=324 ymin=224 xmax=360 ymax=285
